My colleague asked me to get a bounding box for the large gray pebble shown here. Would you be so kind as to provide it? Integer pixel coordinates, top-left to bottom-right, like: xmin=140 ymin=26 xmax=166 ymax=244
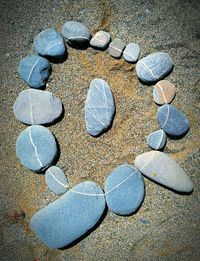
xmin=13 ymin=89 xmax=63 ymax=125
xmin=85 ymin=78 xmax=115 ymax=136
xmin=123 ymin=43 xmax=140 ymax=63
xmin=136 ymin=52 xmax=173 ymax=83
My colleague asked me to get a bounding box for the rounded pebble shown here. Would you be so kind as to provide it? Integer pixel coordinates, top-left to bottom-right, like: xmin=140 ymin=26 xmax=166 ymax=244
xmin=45 ymin=166 xmax=68 ymax=195
xmin=157 ymin=104 xmax=190 ymax=136
xmin=153 ymin=80 xmax=176 ymax=104
xmin=108 ymin=38 xmax=126 ymax=58
xmin=34 ymin=28 xmax=66 ymax=58
xmin=90 ymin=31 xmax=111 ymax=49
xmin=136 ymin=52 xmax=173 ymax=83
xmin=105 ymin=164 xmax=145 ymax=215
xmin=123 ymin=43 xmax=140 ymax=63
xmin=13 ymin=89 xmax=63 ymax=125
xmin=18 ymin=55 xmax=51 ymax=88
xmin=147 ymin=129 xmax=167 ymax=150
xmin=16 ymin=125 xmax=57 ymax=172
xmin=61 ymin=21 xmax=91 ymax=46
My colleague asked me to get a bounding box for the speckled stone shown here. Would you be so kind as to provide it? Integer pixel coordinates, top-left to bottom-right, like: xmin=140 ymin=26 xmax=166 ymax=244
xmin=135 ymin=151 xmax=194 ymax=192
xmin=105 ymin=164 xmax=145 ymax=215
xmin=16 ymin=125 xmax=57 ymax=172
xmin=90 ymin=31 xmax=111 ymax=49
xmin=108 ymin=38 xmax=126 ymax=58
xmin=157 ymin=104 xmax=190 ymax=136
xmin=84 ymin=78 xmax=115 ymax=136
xmin=61 ymin=21 xmax=91 ymax=46
xmin=18 ymin=55 xmax=51 ymax=88
xmin=34 ymin=28 xmax=66 ymax=58
xmin=45 ymin=166 xmax=68 ymax=195
xmin=123 ymin=43 xmax=140 ymax=63
xmin=147 ymin=129 xmax=167 ymax=150
xmin=136 ymin=52 xmax=174 ymax=83
xmin=13 ymin=89 xmax=63 ymax=125
xmin=153 ymin=80 xmax=176 ymax=104
xmin=30 ymin=181 xmax=106 ymax=248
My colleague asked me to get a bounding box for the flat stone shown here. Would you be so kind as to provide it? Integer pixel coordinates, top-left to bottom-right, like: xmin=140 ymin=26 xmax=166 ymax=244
xmin=135 ymin=151 xmax=194 ymax=192
xmin=84 ymin=78 xmax=115 ymax=136
xmin=90 ymin=31 xmax=111 ymax=49
xmin=16 ymin=125 xmax=57 ymax=172
xmin=105 ymin=164 xmax=145 ymax=215
xmin=13 ymin=89 xmax=63 ymax=125
xmin=136 ymin=52 xmax=173 ymax=83
xmin=34 ymin=28 xmax=66 ymax=58
xmin=18 ymin=55 xmax=51 ymax=88
xmin=153 ymin=80 xmax=176 ymax=104
xmin=61 ymin=21 xmax=91 ymax=46
xmin=45 ymin=166 xmax=68 ymax=195
xmin=30 ymin=181 xmax=106 ymax=248
xmin=147 ymin=129 xmax=167 ymax=150
xmin=108 ymin=38 xmax=126 ymax=58
xmin=123 ymin=43 xmax=140 ymax=62
xmin=157 ymin=104 xmax=190 ymax=136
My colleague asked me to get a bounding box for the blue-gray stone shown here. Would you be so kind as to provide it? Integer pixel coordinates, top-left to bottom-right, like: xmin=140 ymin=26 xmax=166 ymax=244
xmin=61 ymin=21 xmax=91 ymax=46
xmin=123 ymin=43 xmax=140 ymax=63
xmin=136 ymin=52 xmax=173 ymax=83
xmin=85 ymin=78 xmax=115 ymax=136
xmin=105 ymin=164 xmax=145 ymax=215
xmin=13 ymin=89 xmax=63 ymax=125
xmin=18 ymin=55 xmax=51 ymax=88
xmin=45 ymin=166 xmax=68 ymax=195
xmin=16 ymin=125 xmax=57 ymax=172
xmin=157 ymin=104 xmax=190 ymax=136
xmin=147 ymin=129 xmax=167 ymax=150
xmin=34 ymin=28 xmax=66 ymax=58
xmin=30 ymin=181 xmax=106 ymax=248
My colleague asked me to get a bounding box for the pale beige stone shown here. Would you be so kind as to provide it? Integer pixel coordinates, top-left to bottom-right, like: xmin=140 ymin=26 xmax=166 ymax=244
xmin=153 ymin=80 xmax=176 ymax=104
xmin=90 ymin=31 xmax=111 ymax=49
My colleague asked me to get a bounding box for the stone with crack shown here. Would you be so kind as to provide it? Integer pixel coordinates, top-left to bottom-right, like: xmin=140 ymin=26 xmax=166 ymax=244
xmin=147 ymin=129 xmax=167 ymax=150
xmin=108 ymin=38 xmax=126 ymax=58
xmin=153 ymin=80 xmax=176 ymax=104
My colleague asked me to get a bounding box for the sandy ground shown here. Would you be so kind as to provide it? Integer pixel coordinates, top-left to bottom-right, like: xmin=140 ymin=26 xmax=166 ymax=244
xmin=0 ymin=0 xmax=200 ymax=260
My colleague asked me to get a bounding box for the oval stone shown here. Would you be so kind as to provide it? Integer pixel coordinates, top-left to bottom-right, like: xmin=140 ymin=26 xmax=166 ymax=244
xmin=45 ymin=166 xmax=68 ymax=195
xmin=13 ymin=89 xmax=63 ymax=125
xmin=108 ymin=38 xmax=126 ymax=58
xmin=16 ymin=125 xmax=57 ymax=172
xmin=135 ymin=151 xmax=194 ymax=192
xmin=123 ymin=43 xmax=140 ymax=63
xmin=136 ymin=52 xmax=173 ymax=83
xmin=157 ymin=104 xmax=190 ymax=136
xmin=90 ymin=31 xmax=111 ymax=49
xmin=153 ymin=80 xmax=176 ymax=104
xmin=18 ymin=55 xmax=51 ymax=88
xmin=30 ymin=181 xmax=106 ymax=248
xmin=84 ymin=78 xmax=115 ymax=136
xmin=147 ymin=129 xmax=167 ymax=150
xmin=61 ymin=21 xmax=91 ymax=46
xmin=34 ymin=28 xmax=66 ymax=58
xmin=105 ymin=164 xmax=145 ymax=215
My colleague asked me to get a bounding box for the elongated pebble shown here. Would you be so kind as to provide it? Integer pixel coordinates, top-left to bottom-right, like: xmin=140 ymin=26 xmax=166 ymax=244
xmin=153 ymin=80 xmax=176 ymax=104
xmin=108 ymin=38 xmax=126 ymax=58
xmin=147 ymin=129 xmax=167 ymax=150
xmin=123 ymin=43 xmax=140 ymax=63
xmin=13 ymin=89 xmax=63 ymax=125
xmin=61 ymin=21 xmax=91 ymax=46
xmin=16 ymin=125 xmax=57 ymax=172
xmin=30 ymin=181 xmax=106 ymax=248
xmin=90 ymin=31 xmax=111 ymax=49
xmin=18 ymin=55 xmax=51 ymax=88
xmin=85 ymin=78 xmax=115 ymax=136
xmin=105 ymin=164 xmax=145 ymax=215
xmin=45 ymin=166 xmax=68 ymax=195
xmin=34 ymin=28 xmax=66 ymax=58
xmin=135 ymin=151 xmax=194 ymax=192
xmin=157 ymin=104 xmax=189 ymax=136
xmin=136 ymin=52 xmax=173 ymax=83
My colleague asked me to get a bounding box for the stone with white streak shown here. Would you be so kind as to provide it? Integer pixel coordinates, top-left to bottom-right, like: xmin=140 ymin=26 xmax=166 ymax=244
xmin=153 ymin=80 xmax=176 ymax=104
xmin=90 ymin=31 xmax=111 ymax=49
xmin=135 ymin=151 xmax=194 ymax=193
xmin=108 ymin=38 xmax=126 ymax=58
xmin=147 ymin=129 xmax=167 ymax=150
xmin=123 ymin=43 xmax=140 ymax=63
